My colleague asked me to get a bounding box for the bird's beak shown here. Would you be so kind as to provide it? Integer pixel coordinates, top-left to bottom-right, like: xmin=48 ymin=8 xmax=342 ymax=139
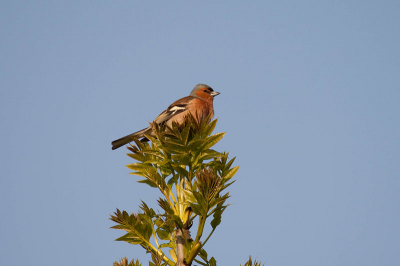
xmin=210 ymin=91 xmax=220 ymax=97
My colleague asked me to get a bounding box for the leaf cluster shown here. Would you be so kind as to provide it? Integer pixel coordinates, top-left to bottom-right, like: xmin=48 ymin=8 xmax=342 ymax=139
xmin=241 ymin=257 xmax=264 ymax=266
xmin=113 ymin=257 xmax=142 ymax=266
xmin=110 ymin=114 xmax=238 ymax=266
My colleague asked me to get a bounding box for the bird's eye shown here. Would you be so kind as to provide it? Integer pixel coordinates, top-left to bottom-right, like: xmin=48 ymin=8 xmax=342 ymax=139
xmin=203 ymin=89 xmax=208 ymax=93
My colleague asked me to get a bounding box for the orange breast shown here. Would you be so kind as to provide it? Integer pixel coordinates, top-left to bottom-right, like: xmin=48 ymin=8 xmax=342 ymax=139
xmin=165 ymin=98 xmax=214 ymax=128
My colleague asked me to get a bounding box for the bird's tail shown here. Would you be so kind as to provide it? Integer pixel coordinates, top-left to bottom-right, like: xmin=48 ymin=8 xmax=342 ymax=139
xmin=111 ymin=127 xmax=150 ymax=150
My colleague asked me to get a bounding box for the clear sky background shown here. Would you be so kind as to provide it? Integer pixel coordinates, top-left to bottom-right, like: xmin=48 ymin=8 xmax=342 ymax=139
xmin=1 ymin=1 xmax=399 ymax=266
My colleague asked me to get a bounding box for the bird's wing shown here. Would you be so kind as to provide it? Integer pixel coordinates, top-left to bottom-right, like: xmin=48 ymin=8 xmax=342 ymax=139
xmin=153 ymin=96 xmax=194 ymax=124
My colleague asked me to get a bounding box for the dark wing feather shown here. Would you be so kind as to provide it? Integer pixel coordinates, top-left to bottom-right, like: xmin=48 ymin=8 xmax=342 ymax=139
xmin=153 ymin=96 xmax=193 ymax=124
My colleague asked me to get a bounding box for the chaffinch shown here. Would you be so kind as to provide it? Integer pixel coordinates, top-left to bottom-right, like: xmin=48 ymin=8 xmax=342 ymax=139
xmin=111 ymin=84 xmax=220 ymax=150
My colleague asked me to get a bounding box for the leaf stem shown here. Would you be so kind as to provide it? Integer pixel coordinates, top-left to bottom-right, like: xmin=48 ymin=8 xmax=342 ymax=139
xmin=143 ymin=238 xmax=174 ymax=266
xmin=194 ymin=216 xmax=206 ymax=243
xmin=164 ymin=192 xmax=177 ymax=214
xmin=194 ymin=258 xmax=208 ymax=266
xmin=178 ymin=178 xmax=185 ymax=218
xmin=169 ymin=189 xmax=178 ymax=207
xmin=151 ymin=223 xmax=160 ymax=251
xmin=201 ymin=227 xmax=215 ymax=248
xmin=186 ymin=241 xmax=202 ymax=265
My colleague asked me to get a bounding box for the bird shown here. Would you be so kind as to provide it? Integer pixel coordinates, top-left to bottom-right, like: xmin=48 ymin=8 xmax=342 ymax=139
xmin=111 ymin=84 xmax=220 ymax=150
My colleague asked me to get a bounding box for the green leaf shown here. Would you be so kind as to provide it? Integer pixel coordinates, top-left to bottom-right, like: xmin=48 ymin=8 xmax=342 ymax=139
xmin=142 ymin=159 xmax=162 ymax=165
xmin=192 ymin=133 xmax=225 ymax=162
xmin=180 ymin=124 xmax=191 ymax=145
xmin=208 ymin=192 xmax=230 ymax=211
xmin=220 ymin=152 xmax=228 ymax=163
xmin=143 ymin=134 xmax=159 ymax=145
xmin=163 ymin=137 xmax=186 ymax=148
xmin=170 ymin=121 xmax=182 ymax=138
xmin=141 ymin=150 xmax=165 ymax=160
xmin=115 ymin=232 xmax=143 ymax=244
xmin=202 ymin=118 xmax=218 ymax=137
xmin=193 ymin=259 xmax=208 ymax=266
xmin=170 ymin=215 xmax=184 ymax=229
xmin=160 ymin=240 xmax=175 ymax=249
xmin=140 ymin=201 xmax=156 ymax=218
xmin=127 ymin=163 xmax=154 ymax=173
xmin=209 ymin=257 xmax=217 ymax=266
xmin=172 ymin=166 xmax=189 ymax=177
xmin=224 ymin=156 xmax=236 ymax=170
xmin=126 ymin=163 xmax=145 ymax=171
xmin=171 ymin=154 xmax=190 ymax=165
xmin=163 ymin=142 xmax=186 ymax=154
xmin=167 ymin=174 xmax=179 ymax=186
xmin=134 ymin=166 xmax=168 ymax=192
xmin=160 ymin=166 xmax=172 ymax=176
xmin=137 ymin=179 xmax=157 ymax=188
xmin=154 ymin=217 xmax=164 ymax=227
xmin=127 ymin=146 xmax=139 ymax=153
xmin=210 ymin=203 xmax=226 ymax=229
xmin=197 ymin=149 xmax=222 ymax=161
xmin=110 ymin=224 xmax=126 ymax=230
xmin=156 ymin=228 xmax=171 ymax=240
xmin=223 ymin=166 xmax=239 ymax=181
xmin=110 ymin=209 xmax=153 ymax=245
xmin=182 ymin=189 xmax=197 ymax=204
xmin=157 ymin=198 xmax=175 ymax=215
xmin=187 ymin=139 xmax=206 ymax=151
xmin=198 ymin=248 xmax=208 ymax=262
xmin=192 ymin=191 xmax=207 ymax=215
xmin=131 ymin=137 xmax=147 ymax=150
xmin=127 ymin=153 xmax=146 ymax=162
xmin=129 ymin=172 xmax=146 ymax=178
xmin=203 ymin=132 xmax=225 ymax=150
xmin=189 ymin=204 xmax=203 ymax=216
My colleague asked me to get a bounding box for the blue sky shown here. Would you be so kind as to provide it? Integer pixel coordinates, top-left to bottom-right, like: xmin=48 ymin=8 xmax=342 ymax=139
xmin=1 ymin=1 xmax=399 ymax=265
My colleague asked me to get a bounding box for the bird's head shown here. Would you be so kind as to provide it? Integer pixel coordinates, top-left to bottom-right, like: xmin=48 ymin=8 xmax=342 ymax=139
xmin=190 ymin=84 xmax=220 ymax=101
